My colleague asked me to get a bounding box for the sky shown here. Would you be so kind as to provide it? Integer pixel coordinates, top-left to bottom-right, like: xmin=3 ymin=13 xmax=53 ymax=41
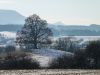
xmin=0 ymin=0 xmax=100 ymax=25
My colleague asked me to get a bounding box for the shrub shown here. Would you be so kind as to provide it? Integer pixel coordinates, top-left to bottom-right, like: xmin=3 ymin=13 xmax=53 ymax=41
xmin=0 ymin=58 xmax=40 ymax=70
xmin=85 ymin=40 xmax=100 ymax=69
xmin=49 ymin=54 xmax=75 ymax=69
xmin=52 ymin=37 xmax=78 ymax=52
xmin=5 ymin=45 xmax=16 ymax=54
xmin=74 ymin=49 xmax=87 ymax=69
xmin=0 ymin=51 xmax=40 ymax=69
xmin=0 ymin=47 xmax=5 ymax=53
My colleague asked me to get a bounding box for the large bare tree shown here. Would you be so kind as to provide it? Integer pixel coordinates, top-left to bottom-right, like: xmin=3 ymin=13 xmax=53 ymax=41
xmin=16 ymin=14 xmax=53 ymax=49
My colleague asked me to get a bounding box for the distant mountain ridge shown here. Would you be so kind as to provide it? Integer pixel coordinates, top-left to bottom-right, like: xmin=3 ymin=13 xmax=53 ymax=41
xmin=53 ymin=21 xmax=65 ymax=25
xmin=0 ymin=10 xmax=25 ymax=25
xmin=0 ymin=10 xmax=100 ymax=36
xmin=48 ymin=24 xmax=100 ymax=36
xmin=0 ymin=24 xmax=100 ymax=36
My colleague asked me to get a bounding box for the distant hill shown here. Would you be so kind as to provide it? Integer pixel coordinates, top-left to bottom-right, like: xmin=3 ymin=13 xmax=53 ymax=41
xmin=0 ymin=24 xmax=100 ymax=36
xmin=48 ymin=24 xmax=100 ymax=36
xmin=0 ymin=25 xmax=23 ymax=32
xmin=0 ymin=9 xmax=100 ymax=36
xmin=53 ymin=21 xmax=65 ymax=25
xmin=0 ymin=10 xmax=25 ymax=24
xmin=0 ymin=23 xmax=100 ymax=36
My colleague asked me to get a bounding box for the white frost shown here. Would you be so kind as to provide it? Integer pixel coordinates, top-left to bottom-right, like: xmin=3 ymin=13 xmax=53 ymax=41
xmin=0 ymin=31 xmax=16 ymax=38
xmin=31 ymin=49 xmax=73 ymax=67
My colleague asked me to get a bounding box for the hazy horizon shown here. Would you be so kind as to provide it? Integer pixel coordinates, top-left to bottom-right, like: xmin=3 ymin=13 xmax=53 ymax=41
xmin=0 ymin=0 xmax=100 ymax=25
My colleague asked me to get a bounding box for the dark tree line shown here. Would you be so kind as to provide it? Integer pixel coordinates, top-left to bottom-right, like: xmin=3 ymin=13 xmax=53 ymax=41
xmin=85 ymin=41 xmax=100 ymax=69
xmin=49 ymin=40 xmax=100 ymax=69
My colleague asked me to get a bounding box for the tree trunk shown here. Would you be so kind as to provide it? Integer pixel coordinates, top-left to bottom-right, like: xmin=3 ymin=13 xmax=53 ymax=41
xmin=34 ymin=38 xmax=38 ymax=49
xmin=95 ymin=57 xmax=98 ymax=69
xmin=34 ymin=43 xmax=38 ymax=49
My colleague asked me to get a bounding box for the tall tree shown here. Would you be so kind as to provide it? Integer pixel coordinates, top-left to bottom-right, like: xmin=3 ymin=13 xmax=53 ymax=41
xmin=16 ymin=14 xmax=53 ymax=49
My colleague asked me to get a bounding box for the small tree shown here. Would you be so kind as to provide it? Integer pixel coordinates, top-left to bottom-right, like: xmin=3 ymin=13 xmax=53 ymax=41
xmin=52 ymin=37 xmax=78 ymax=52
xmin=16 ymin=14 xmax=53 ymax=49
xmin=5 ymin=45 xmax=15 ymax=52
xmin=5 ymin=45 xmax=16 ymax=57
xmin=0 ymin=47 xmax=5 ymax=53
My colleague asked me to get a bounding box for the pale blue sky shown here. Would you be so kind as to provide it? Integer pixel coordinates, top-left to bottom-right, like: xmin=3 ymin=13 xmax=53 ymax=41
xmin=0 ymin=0 xmax=100 ymax=25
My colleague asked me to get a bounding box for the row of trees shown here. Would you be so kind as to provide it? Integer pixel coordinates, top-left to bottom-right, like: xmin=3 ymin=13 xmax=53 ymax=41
xmin=49 ymin=40 xmax=100 ymax=69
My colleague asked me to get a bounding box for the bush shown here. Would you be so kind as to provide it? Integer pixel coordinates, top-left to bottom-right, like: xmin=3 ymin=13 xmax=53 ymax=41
xmin=0 ymin=47 xmax=5 ymax=53
xmin=52 ymin=37 xmax=78 ymax=52
xmin=5 ymin=45 xmax=16 ymax=54
xmin=74 ymin=49 xmax=87 ymax=69
xmin=0 ymin=58 xmax=40 ymax=70
xmin=85 ymin=40 xmax=100 ymax=69
xmin=0 ymin=51 xmax=40 ymax=69
xmin=49 ymin=54 xmax=75 ymax=69
xmin=49 ymin=50 xmax=88 ymax=69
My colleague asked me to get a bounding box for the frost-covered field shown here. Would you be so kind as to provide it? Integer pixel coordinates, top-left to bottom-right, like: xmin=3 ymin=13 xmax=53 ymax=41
xmin=0 ymin=31 xmax=16 ymax=38
xmin=0 ymin=70 xmax=100 ymax=75
xmin=31 ymin=49 xmax=73 ymax=67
